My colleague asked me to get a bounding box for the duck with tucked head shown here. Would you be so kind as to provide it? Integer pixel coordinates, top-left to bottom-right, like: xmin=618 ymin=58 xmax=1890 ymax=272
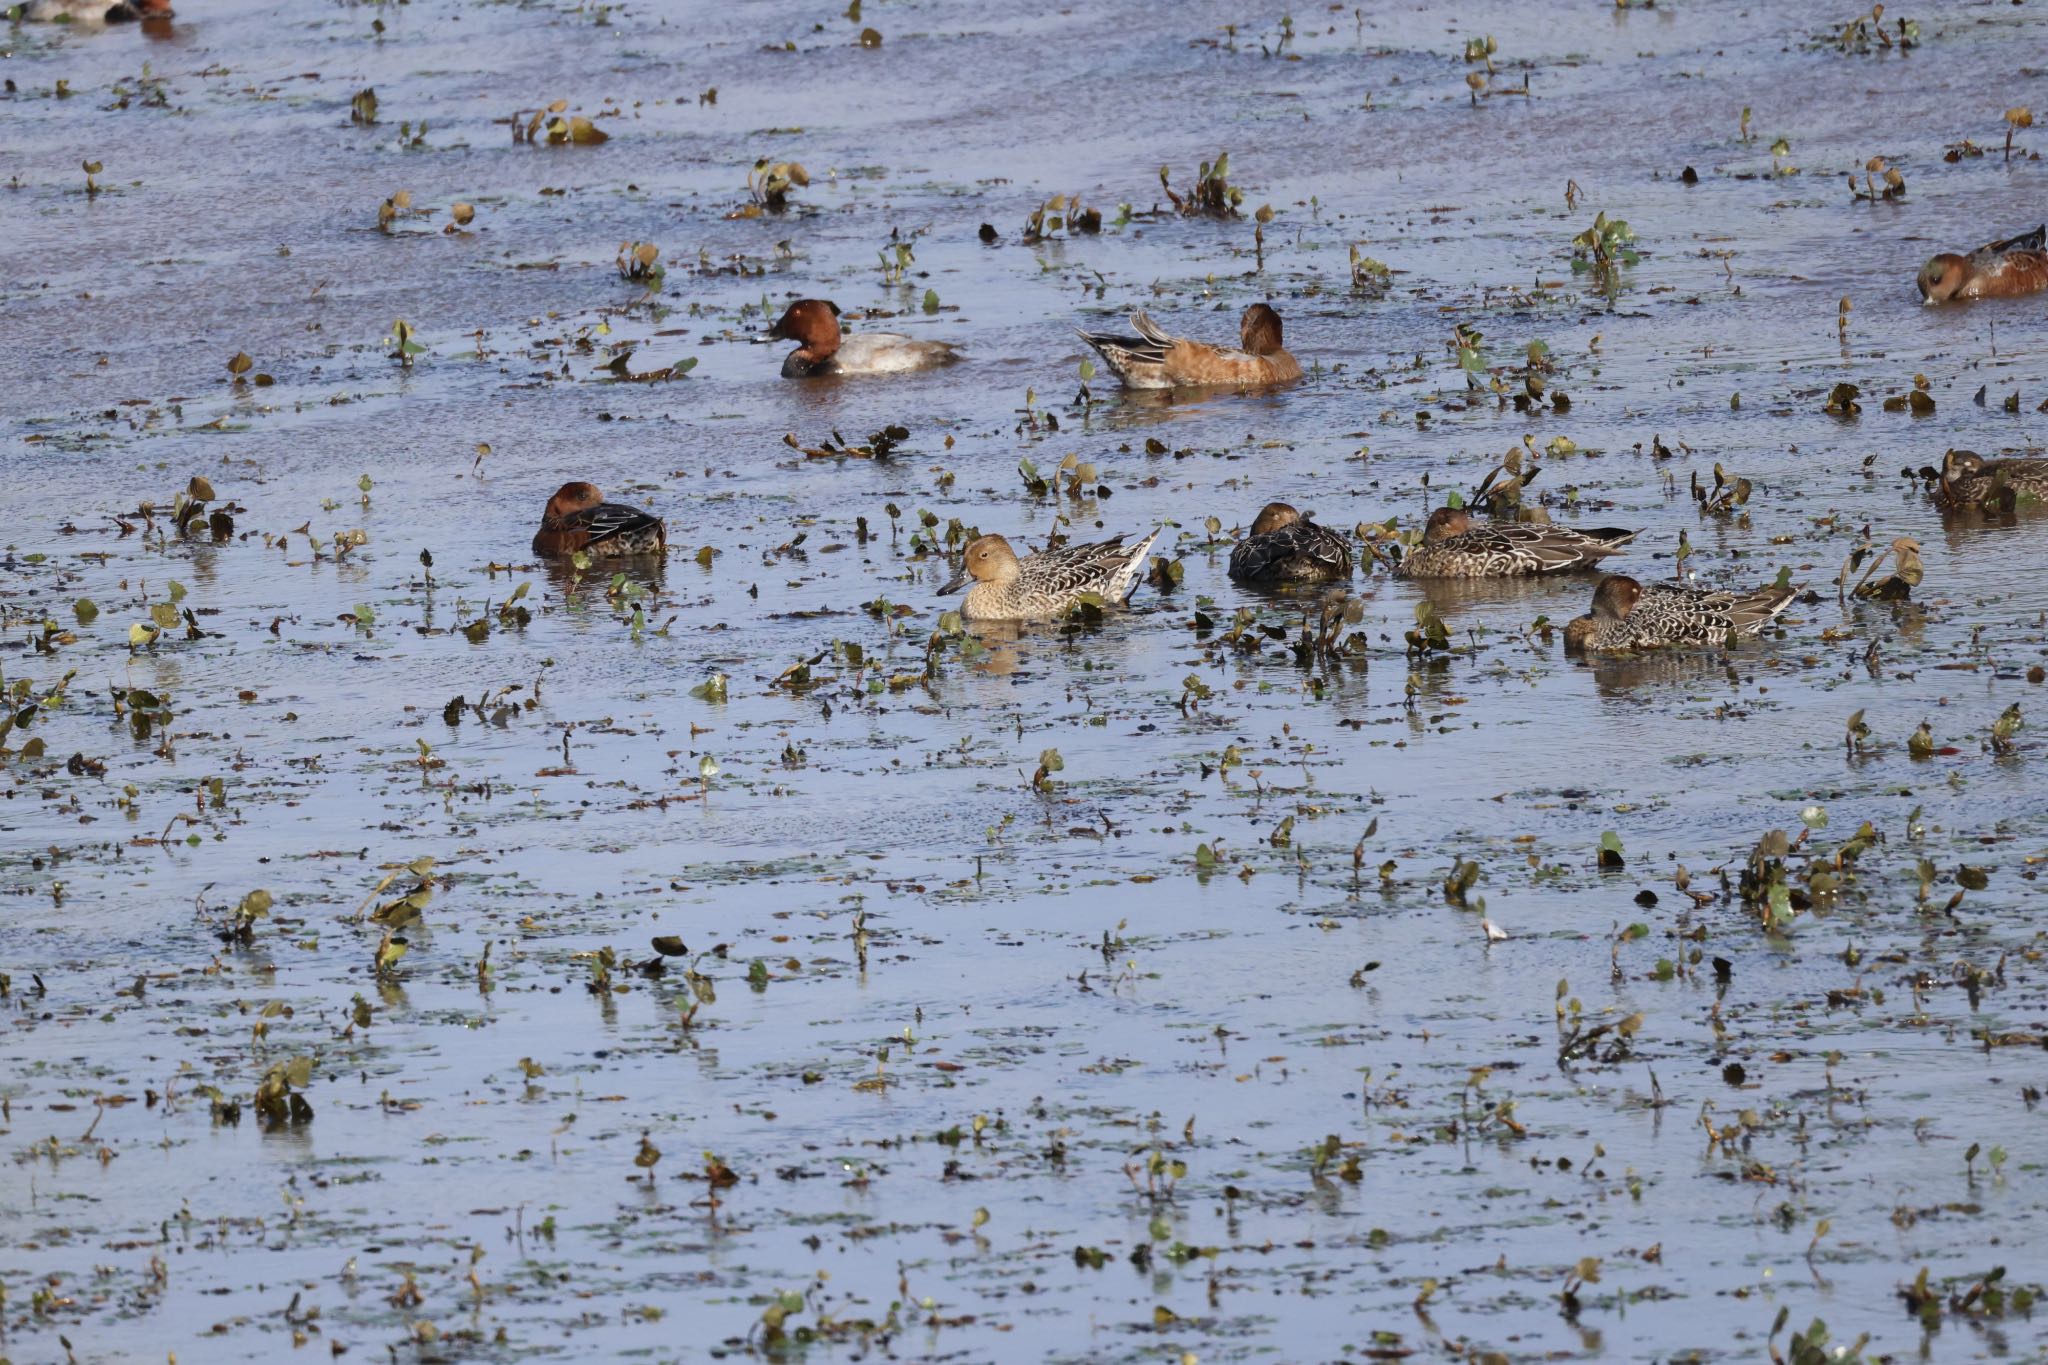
xmin=1227 ymin=502 xmax=1351 ymax=583
xmin=1397 ymin=506 xmax=1636 ymax=579
xmin=1935 ymin=448 xmax=2048 ymax=510
xmin=22 ymin=0 xmax=170 ymax=20
xmin=1917 ymin=225 xmax=2048 ymax=303
xmin=532 ymin=482 xmax=666 ymax=559
xmin=941 ymin=530 xmax=1159 ymax=622
xmin=757 ymin=299 xmax=960 ymax=377
xmin=22 ymin=0 xmax=168 ymax=19
xmin=1077 ymin=303 xmax=1301 ymax=390
xmin=1564 ymin=574 xmax=1796 ymax=652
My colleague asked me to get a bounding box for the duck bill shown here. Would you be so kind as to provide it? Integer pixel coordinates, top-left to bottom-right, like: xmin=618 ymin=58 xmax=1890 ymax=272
xmin=938 ymin=568 xmax=969 ymax=596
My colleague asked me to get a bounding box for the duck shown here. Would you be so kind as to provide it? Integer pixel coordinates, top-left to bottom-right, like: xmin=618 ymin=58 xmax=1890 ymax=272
xmin=1077 ymin=303 xmax=1301 ymax=390
xmin=1397 ymin=506 xmax=1636 ymax=579
xmin=1564 ymin=574 xmax=1796 ymax=652
xmin=757 ymin=299 xmax=960 ymax=377
xmin=21 ymin=0 xmax=169 ymax=20
xmin=941 ymin=530 xmax=1159 ymax=622
xmin=531 ymin=482 xmax=666 ymax=559
xmin=1935 ymin=448 xmax=2048 ymax=509
xmin=1227 ymin=502 xmax=1351 ymax=583
xmin=1917 ymin=225 xmax=2048 ymax=303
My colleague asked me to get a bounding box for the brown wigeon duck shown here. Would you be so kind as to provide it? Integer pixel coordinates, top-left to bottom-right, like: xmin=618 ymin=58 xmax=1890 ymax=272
xmin=1397 ymin=506 xmax=1637 ymax=579
xmin=531 ymin=482 xmax=666 ymax=559
xmin=1917 ymin=225 xmax=2048 ymax=303
xmin=1077 ymin=303 xmax=1302 ymax=390
xmin=756 ymin=299 xmax=961 ymax=377
xmin=22 ymin=0 xmax=169 ymax=20
xmin=1227 ymin=502 xmax=1351 ymax=583
xmin=1564 ymin=574 xmax=1796 ymax=652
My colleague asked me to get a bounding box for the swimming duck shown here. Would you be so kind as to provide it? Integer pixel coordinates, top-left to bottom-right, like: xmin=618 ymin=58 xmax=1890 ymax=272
xmin=941 ymin=530 xmax=1159 ymax=622
xmin=1935 ymin=449 xmax=2048 ymax=509
xmin=1564 ymin=574 xmax=1796 ymax=652
xmin=757 ymin=299 xmax=960 ymax=377
xmin=1076 ymin=303 xmax=1301 ymax=390
xmin=531 ymin=482 xmax=666 ymax=559
xmin=21 ymin=0 xmax=169 ymax=20
xmin=1397 ymin=506 xmax=1636 ymax=579
xmin=1917 ymin=225 xmax=2048 ymax=303
xmin=1227 ymin=502 xmax=1351 ymax=583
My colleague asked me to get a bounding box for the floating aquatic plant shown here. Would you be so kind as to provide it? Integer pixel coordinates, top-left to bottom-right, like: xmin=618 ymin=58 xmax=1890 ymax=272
xmin=1570 ymin=211 xmax=1638 ymax=271
xmin=2004 ymin=106 xmax=2033 ymax=161
xmin=742 ymin=158 xmax=809 ymax=213
xmin=513 ymin=99 xmax=609 ymax=146
xmin=1879 ymin=373 xmax=1935 ymax=415
xmin=1021 ymin=193 xmax=1101 ymax=242
xmin=1820 ymin=4 xmax=1918 ymax=53
xmin=1693 ymin=463 xmax=1752 ymax=518
xmin=387 ymin=318 xmax=426 ymax=366
xmin=1848 ymin=154 xmax=1905 ymax=201
xmin=1841 ymin=535 xmax=1922 ymax=604
xmin=1349 ymin=245 xmax=1391 ymax=295
xmin=1159 ymin=150 xmax=1242 ymax=217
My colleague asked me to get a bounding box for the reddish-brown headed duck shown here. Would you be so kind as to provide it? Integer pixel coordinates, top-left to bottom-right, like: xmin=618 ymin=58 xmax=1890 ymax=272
xmin=758 ymin=299 xmax=961 ymax=377
xmin=532 ymin=482 xmax=666 ymax=560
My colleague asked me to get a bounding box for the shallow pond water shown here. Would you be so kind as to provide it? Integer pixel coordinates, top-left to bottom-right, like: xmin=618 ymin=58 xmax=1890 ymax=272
xmin=6 ymin=1 xmax=2048 ymax=1361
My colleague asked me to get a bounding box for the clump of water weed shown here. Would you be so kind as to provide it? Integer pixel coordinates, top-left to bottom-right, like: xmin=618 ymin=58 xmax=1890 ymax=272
xmin=1159 ymin=151 xmax=1242 ymax=217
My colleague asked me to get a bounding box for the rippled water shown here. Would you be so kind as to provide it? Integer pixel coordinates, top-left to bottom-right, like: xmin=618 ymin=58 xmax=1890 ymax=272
xmin=6 ymin=1 xmax=2048 ymax=1361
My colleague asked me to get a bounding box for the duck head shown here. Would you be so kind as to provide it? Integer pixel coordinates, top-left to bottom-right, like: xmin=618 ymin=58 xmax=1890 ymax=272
xmin=1591 ymin=574 xmax=1642 ymax=619
xmin=1917 ymin=254 xmax=1969 ymax=303
xmin=542 ymin=481 xmax=604 ymax=525
xmin=1942 ymin=449 xmax=1984 ymax=481
xmin=1249 ymin=501 xmax=1301 ymax=536
xmin=1564 ymin=574 xmax=1640 ymax=650
xmin=759 ymin=299 xmax=842 ymax=358
xmin=1240 ymin=303 xmax=1285 ymax=355
xmin=1422 ymin=505 xmax=1473 ymax=542
xmin=940 ymin=533 xmax=1020 ymax=596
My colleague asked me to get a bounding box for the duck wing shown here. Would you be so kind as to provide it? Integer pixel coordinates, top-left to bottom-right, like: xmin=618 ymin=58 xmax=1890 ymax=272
xmin=1724 ymin=582 xmax=1798 ymax=634
xmin=1981 ymin=224 xmax=2048 ymax=257
xmin=1077 ymin=313 xmax=1172 ymax=369
xmin=1277 ymin=521 xmax=1351 ymax=576
xmin=1638 ymin=581 xmax=1791 ymax=641
xmin=579 ymin=502 xmax=665 ymax=547
xmin=1231 ymin=522 xmax=1348 ymax=582
xmin=1495 ymin=523 xmax=1637 ymax=573
xmin=1033 ymin=530 xmax=1158 ymax=603
xmin=1227 ymin=535 xmax=1279 ymax=582
xmin=1130 ymin=312 xmax=1182 ymax=350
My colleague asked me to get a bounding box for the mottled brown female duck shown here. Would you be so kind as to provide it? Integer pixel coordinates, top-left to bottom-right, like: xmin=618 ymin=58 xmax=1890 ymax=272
xmin=942 ymin=530 xmax=1158 ymax=622
xmin=1397 ymin=506 xmax=1635 ymax=579
xmin=1935 ymin=449 xmax=2048 ymax=509
xmin=1227 ymin=503 xmax=1351 ymax=583
xmin=1564 ymin=574 xmax=1796 ymax=652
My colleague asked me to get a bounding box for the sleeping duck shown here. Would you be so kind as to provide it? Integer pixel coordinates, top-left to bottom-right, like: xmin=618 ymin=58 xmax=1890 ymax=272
xmin=20 ymin=0 xmax=171 ymax=21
